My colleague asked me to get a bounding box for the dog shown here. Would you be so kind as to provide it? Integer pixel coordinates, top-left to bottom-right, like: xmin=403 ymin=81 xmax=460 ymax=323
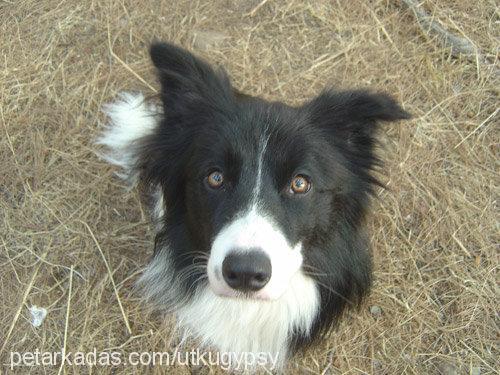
xmin=98 ymin=42 xmax=410 ymax=369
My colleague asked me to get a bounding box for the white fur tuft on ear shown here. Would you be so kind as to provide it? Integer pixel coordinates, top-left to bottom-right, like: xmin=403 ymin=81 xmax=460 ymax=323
xmin=97 ymin=92 xmax=160 ymax=185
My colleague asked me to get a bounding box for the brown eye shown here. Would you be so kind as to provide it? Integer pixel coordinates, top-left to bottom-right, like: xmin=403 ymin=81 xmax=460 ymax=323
xmin=207 ymin=170 xmax=224 ymax=189
xmin=290 ymin=175 xmax=311 ymax=194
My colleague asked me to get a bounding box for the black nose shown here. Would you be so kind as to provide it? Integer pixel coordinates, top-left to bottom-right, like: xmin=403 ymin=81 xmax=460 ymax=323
xmin=222 ymin=250 xmax=272 ymax=292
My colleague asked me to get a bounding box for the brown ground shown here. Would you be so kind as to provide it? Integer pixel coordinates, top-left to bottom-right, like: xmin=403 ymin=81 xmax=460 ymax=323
xmin=1 ymin=0 xmax=498 ymax=374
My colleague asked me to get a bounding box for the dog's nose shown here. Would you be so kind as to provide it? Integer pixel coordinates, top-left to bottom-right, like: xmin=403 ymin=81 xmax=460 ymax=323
xmin=222 ymin=250 xmax=272 ymax=292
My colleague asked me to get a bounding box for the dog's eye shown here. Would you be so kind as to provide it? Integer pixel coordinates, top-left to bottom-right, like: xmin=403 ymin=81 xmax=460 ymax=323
xmin=290 ymin=175 xmax=311 ymax=194
xmin=207 ymin=170 xmax=224 ymax=189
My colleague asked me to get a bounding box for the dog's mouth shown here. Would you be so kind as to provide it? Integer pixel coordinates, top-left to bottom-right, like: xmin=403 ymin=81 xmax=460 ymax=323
xmin=209 ymin=285 xmax=274 ymax=301
xmin=206 ymin=265 xmax=291 ymax=302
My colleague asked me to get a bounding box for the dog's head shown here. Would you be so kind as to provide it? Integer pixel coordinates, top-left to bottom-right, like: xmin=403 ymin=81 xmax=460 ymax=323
xmin=138 ymin=42 xmax=409 ymax=318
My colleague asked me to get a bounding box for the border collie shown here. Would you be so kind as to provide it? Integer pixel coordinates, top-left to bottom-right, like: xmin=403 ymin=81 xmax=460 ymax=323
xmin=98 ymin=42 xmax=410 ymax=369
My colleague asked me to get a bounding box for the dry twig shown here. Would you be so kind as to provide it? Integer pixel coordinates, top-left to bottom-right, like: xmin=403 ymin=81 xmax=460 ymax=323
xmin=401 ymin=0 xmax=478 ymax=57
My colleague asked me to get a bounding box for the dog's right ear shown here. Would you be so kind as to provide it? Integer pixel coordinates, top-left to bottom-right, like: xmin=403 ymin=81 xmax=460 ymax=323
xmin=150 ymin=42 xmax=233 ymax=113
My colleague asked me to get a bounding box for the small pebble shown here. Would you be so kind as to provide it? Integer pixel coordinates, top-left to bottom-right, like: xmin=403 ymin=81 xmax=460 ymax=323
xmin=29 ymin=305 xmax=47 ymax=327
xmin=372 ymin=359 xmax=383 ymax=369
xmin=370 ymin=305 xmax=382 ymax=317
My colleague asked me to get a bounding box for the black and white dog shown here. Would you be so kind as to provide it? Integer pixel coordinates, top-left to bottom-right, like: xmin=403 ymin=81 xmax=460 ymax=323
xmin=98 ymin=42 xmax=409 ymax=368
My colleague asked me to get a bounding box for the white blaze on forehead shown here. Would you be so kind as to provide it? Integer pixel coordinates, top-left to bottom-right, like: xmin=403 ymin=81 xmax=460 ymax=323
xmin=251 ymin=133 xmax=270 ymax=206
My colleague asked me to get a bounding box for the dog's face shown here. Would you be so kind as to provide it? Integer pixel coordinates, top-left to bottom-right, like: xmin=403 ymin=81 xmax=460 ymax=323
xmin=139 ymin=43 xmax=409 ymax=309
xmin=184 ymin=99 xmax=340 ymax=300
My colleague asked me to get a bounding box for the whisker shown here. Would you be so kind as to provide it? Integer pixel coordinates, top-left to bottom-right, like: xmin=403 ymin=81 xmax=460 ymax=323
xmin=313 ymin=280 xmax=356 ymax=307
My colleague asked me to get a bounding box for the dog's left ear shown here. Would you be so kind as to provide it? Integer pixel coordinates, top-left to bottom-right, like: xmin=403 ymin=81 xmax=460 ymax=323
xmin=305 ymin=89 xmax=411 ymax=142
xmin=150 ymin=42 xmax=233 ymax=114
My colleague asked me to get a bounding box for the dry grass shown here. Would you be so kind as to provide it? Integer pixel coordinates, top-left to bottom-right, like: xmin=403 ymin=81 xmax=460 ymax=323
xmin=1 ymin=0 xmax=498 ymax=373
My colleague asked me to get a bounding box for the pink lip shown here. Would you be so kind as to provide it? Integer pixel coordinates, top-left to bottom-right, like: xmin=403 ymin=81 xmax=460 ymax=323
xmin=210 ymin=286 xmax=272 ymax=301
